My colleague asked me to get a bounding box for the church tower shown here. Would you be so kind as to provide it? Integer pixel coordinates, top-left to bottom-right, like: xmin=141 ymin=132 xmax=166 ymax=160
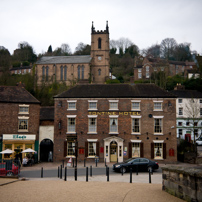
xmin=91 ymin=21 xmax=110 ymax=84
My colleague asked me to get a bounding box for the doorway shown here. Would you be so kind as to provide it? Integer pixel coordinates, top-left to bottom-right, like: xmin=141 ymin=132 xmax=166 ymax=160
xmin=40 ymin=139 xmax=53 ymax=162
xmin=110 ymin=141 xmax=117 ymax=162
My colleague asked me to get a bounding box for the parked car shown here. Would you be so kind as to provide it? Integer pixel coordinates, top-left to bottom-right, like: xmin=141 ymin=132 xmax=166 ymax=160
xmin=196 ymin=137 xmax=202 ymax=146
xmin=0 ymin=162 xmax=20 ymax=176
xmin=112 ymin=158 xmax=159 ymax=173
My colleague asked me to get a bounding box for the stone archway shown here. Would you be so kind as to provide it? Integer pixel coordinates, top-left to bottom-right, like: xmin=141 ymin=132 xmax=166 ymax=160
xmin=40 ymin=139 xmax=53 ymax=162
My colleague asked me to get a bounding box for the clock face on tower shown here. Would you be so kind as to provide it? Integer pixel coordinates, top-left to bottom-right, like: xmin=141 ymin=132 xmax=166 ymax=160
xmin=98 ymin=56 xmax=102 ymax=61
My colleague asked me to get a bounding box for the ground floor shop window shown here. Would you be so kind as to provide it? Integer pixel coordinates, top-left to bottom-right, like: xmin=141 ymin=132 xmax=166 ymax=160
xmin=154 ymin=143 xmax=163 ymax=159
xmin=67 ymin=142 xmax=75 ymax=156
xmin=132 ymin=143 xmax=140 ymax=157
xmin=88 ymin=142 xmax=96 ymax=156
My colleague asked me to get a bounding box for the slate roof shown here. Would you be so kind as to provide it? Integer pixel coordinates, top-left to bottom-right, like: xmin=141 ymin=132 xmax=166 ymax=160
xmin=36 ymin=55 xmax=91 ymax=65
xmin=54 ymin=84 xmax=176 ymax=99
xmin=40 ymin=106 xmax=54 ymax=121
xmin=10 ymin=66 xmax=32 ymax=71
xmin=170 ymin=90 xmax=202 ymax=98
xmin=0 ymin=86 xmax=40 ymax=104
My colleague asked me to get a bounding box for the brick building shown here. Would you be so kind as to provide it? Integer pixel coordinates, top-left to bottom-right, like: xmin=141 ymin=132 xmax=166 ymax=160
xmin=53 ymin=84 xmax=177 ymax=163
xmin=0 ymin=85 xmax=40 ymax=162
xmin=35 ymin=21 xmax=110 ymax=86
xmin=133 ymin=56 xmax=197 ymax=81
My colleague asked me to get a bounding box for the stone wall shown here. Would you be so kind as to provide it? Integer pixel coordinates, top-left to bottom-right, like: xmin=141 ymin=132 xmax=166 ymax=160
xmin=162 ymin=166 xmax=202 ymax=202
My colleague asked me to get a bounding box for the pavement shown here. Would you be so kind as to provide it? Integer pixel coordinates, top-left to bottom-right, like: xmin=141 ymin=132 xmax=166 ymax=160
xmin=1 ymin=161 xmax=201 ymax=202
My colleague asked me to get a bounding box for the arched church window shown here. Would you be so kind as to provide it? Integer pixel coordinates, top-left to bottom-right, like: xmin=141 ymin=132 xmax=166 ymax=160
xmin=82 ymin=65 xmax=84 ymax=79
xmin=98 ymin=38 xmax=102 ymax=49
xmin=64 ymin=66 xmax=67 ymax=80
xmin=60 ymin=66 xmax=63 ymax=80
xmin=46 ymin=66 xmax=49 ymax=81
xmin=78 ymin=65 xmax=80 ymax=80
xmin=42 ymin=66 xmax=45 ymax=81
xmin=98 ymin=69 xmax=101 ymax=76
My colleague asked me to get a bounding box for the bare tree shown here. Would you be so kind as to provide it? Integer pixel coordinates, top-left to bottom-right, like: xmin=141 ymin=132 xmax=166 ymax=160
xmin=160 ymin=38 xmax=177 ymax=60
xmin=61 ymin=43 xmax=71 ymax=55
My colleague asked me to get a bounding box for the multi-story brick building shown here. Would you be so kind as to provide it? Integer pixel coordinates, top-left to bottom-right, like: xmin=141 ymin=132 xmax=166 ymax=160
xmin=53 ymin=84 xmax=177 ymax=163
xmin=0 ymin=85 xmax=40 ymax=162
xmin=133 ymin=56 xmax=197 ymax=81
xmin=35 ymin=21 xmax=110 ymax=86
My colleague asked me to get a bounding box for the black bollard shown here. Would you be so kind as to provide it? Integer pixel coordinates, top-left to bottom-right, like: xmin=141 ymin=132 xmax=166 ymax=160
xmin=62 ymin=160 xmax=64 ymax=168
xmin=130 ymin=168 xmax=132 ymax=183
xmin=95 ymin=158 xmax=97 ymax=167
xmin=86 ymin=167 xmax=88 ymax=182
xmin=117 ymin=157 xmax=118 ymax=163
xmin=149 ymin=170 xmax=151 ymax=183
xmin=75 ymin=166 xmax=77 ymax=181
xmin=136 ymin=165 xmax=138 ymax=175
xmin=106 ymin=166 xmax=108 ymax=176
xmin=90 ymin=165 xmax=92 ymax=177
xmin=60 ymin=165 xmax=62 ymax=179
xmin=107 ymin=166 xmax=109 ymax=182
xmin=105 ymin=158 xmax=106 ymax=166
xmin=41 ymin=167 xmax=43 ymax=178
xmin=64 ymin=166 xmax=67 ymax=181
xmin=58 ymin=166 xmax=59 ymax=178
xmin=84 ymin=159 xmax=86 ymax=167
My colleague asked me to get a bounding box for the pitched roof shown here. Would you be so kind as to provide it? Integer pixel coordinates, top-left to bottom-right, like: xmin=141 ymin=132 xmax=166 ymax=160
xmin=40 ymin=106 xmax=54 ymax=121
xmin=170 ymin=90 xmax=202 ymax=98
xmin=36 ymin=55 xmax=91 ymax=65
xmin=54 ymin=84 xmax=176 ymax=99
xmin=0 ymin=86 xmax=40 ymax=104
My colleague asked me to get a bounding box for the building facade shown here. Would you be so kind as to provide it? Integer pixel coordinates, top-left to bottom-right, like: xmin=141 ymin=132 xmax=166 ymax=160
xmin=35 ymin=22 xmax=110 ymax=86
xmin=0 ymin=85 xmax=40 ymax=162
xmin=54 ymin=84 xmax=177 ymax=163
xmin=170 ymin=84 xmax=202 ymax=142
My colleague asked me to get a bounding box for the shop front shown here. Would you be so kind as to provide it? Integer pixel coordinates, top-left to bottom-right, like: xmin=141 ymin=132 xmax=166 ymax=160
xmin=2 ymin=134 xmax=37 ymax=162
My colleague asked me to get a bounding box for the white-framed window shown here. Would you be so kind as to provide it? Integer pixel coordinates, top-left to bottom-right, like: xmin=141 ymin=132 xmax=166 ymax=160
xmin=67 ymin=141 xmax=75 ymax=156
xmin=15 ymin=70 xmax=17 ymax=74
xmin=178 ymin=122 xmax=182 ymax=126
xmin=200 ymin=99 xmax=202 ymax=104
xmin=146 ymin=72 xmax=150 ymax=78
xmin=154 ymin=118 xmax=162 ymax=134
xmin=88 ymin=100 xmax=98 ymax=110
xmin=109 ymin=100 xmax=118 ymax=110
xmin=19 ymin=105 xmax=29 ymax=114
xmin=67 ymin=100 xmax=77 ymax=110
xmin=138 ymin=73 xmax=142 ymax=78
xmin=179 ymin=108 xmax=183 ymax=115
xmin=88 ymin=116 xmax=97 ymax=133
xmin=153 ymin=101 xmax=162 ymax=111
xmin=146 ymin=66 xmax=149 ymax=71
xmin=200 ymin=108 xmax=202 ymax=116
xmin=161 ymin=67 xmax=164 ymax=71
xmin=24 ymin=69 xmax=26 ymax=74
xmin=132 ymin=142 xmax=140 ymax=157
xmin=138 ymin=69 xmax=142 ymax=73
xmin=178 ymin=99 xmax=183 ymax=103
xmin=132 ymin=118 xmax=140 ymax=133
xmin=109 ymin=116 xmax=118 ymax=133
xmin=67 ymin=115 xmax=76 ymax=133
xmin=18 ymin=117 xmax=29 ymax=131
xmin=131 ymin=101 xmax=140 ymax=111
xmin=154 ymin=142 xmax=163 ymax=159
xmin=88 ymin=142 xmax=96 ymax=157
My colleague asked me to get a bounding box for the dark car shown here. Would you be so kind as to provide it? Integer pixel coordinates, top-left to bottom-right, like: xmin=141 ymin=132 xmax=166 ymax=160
xmin=112 ymin=158 xmax=159 ymax=173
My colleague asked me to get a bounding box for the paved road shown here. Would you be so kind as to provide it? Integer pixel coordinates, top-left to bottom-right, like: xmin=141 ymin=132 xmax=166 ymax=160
xmin=20 ymin=166 xmax=162 ymax=178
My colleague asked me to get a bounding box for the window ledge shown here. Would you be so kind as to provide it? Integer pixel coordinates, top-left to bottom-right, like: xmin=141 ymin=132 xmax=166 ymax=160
xmin=154 ymin=158 xmax=164 ymax=160
xmin=131 ymin=110 xmax=141 ymax=112
xmin=131 ymin=133 xmax=141 ymax=135
xmin=65 ymin=156 xmax=76 ymax=158
xmin=88 ymin=109 xmax=98 ymax=111
xmin=109 ymin=109 xmax=119 ymax=111
xmin=109 ymin=132 xmax=119 ymax=135
xmin=67 ymin=109 xmax=77 ymax=111
xmin=87 ymin=156 xmax=96 ymax=158
xmin=18 ymin=112 xmax=29 ymax=115
xmin=154 ymin=133 xmax=163 ymax=136
xmin=153 ymin=110 xmax=163 ymax=111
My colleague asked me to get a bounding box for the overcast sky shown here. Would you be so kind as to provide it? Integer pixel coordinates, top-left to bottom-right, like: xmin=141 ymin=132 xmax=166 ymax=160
xmin=1 ymin=0 xmax=202 ymax=55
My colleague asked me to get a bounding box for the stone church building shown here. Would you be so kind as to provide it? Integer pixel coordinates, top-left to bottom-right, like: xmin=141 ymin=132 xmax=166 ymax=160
xmin=35 ymin=22 xmax=110 ymax=86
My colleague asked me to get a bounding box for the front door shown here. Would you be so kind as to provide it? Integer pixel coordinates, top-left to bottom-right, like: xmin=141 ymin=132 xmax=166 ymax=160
xmin=110 ymin=141 xmax=117 ymax=162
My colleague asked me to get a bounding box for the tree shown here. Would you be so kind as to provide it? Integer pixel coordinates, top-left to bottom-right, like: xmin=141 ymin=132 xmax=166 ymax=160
xmin=160 ymin=38 xmax=177 ymax=60
xmin=0 ymin=46 xmax=11 ymax=72
xmin=74 ymin=42 xmax=91 ymax=55
xmin=173 ymin=43 xmax=192 ymax=61
xmin=125 ymin=44 xmax=139 ymax=58
xmin=143 ymin=44 xmax=161 ymax=58
xmin=47 ymin=45 xmax=52 ymax=54
xmin=53 ymin=44 xmax=71 ymax=56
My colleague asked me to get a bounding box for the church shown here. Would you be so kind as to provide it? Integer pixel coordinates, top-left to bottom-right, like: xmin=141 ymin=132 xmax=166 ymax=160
xmin=35 ymin=22 xmax=110 ymax=86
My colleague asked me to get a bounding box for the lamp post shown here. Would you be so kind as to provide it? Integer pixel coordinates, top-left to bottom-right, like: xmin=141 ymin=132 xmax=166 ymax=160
xmin=74 ymin=135 xmax=78 ymax=181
